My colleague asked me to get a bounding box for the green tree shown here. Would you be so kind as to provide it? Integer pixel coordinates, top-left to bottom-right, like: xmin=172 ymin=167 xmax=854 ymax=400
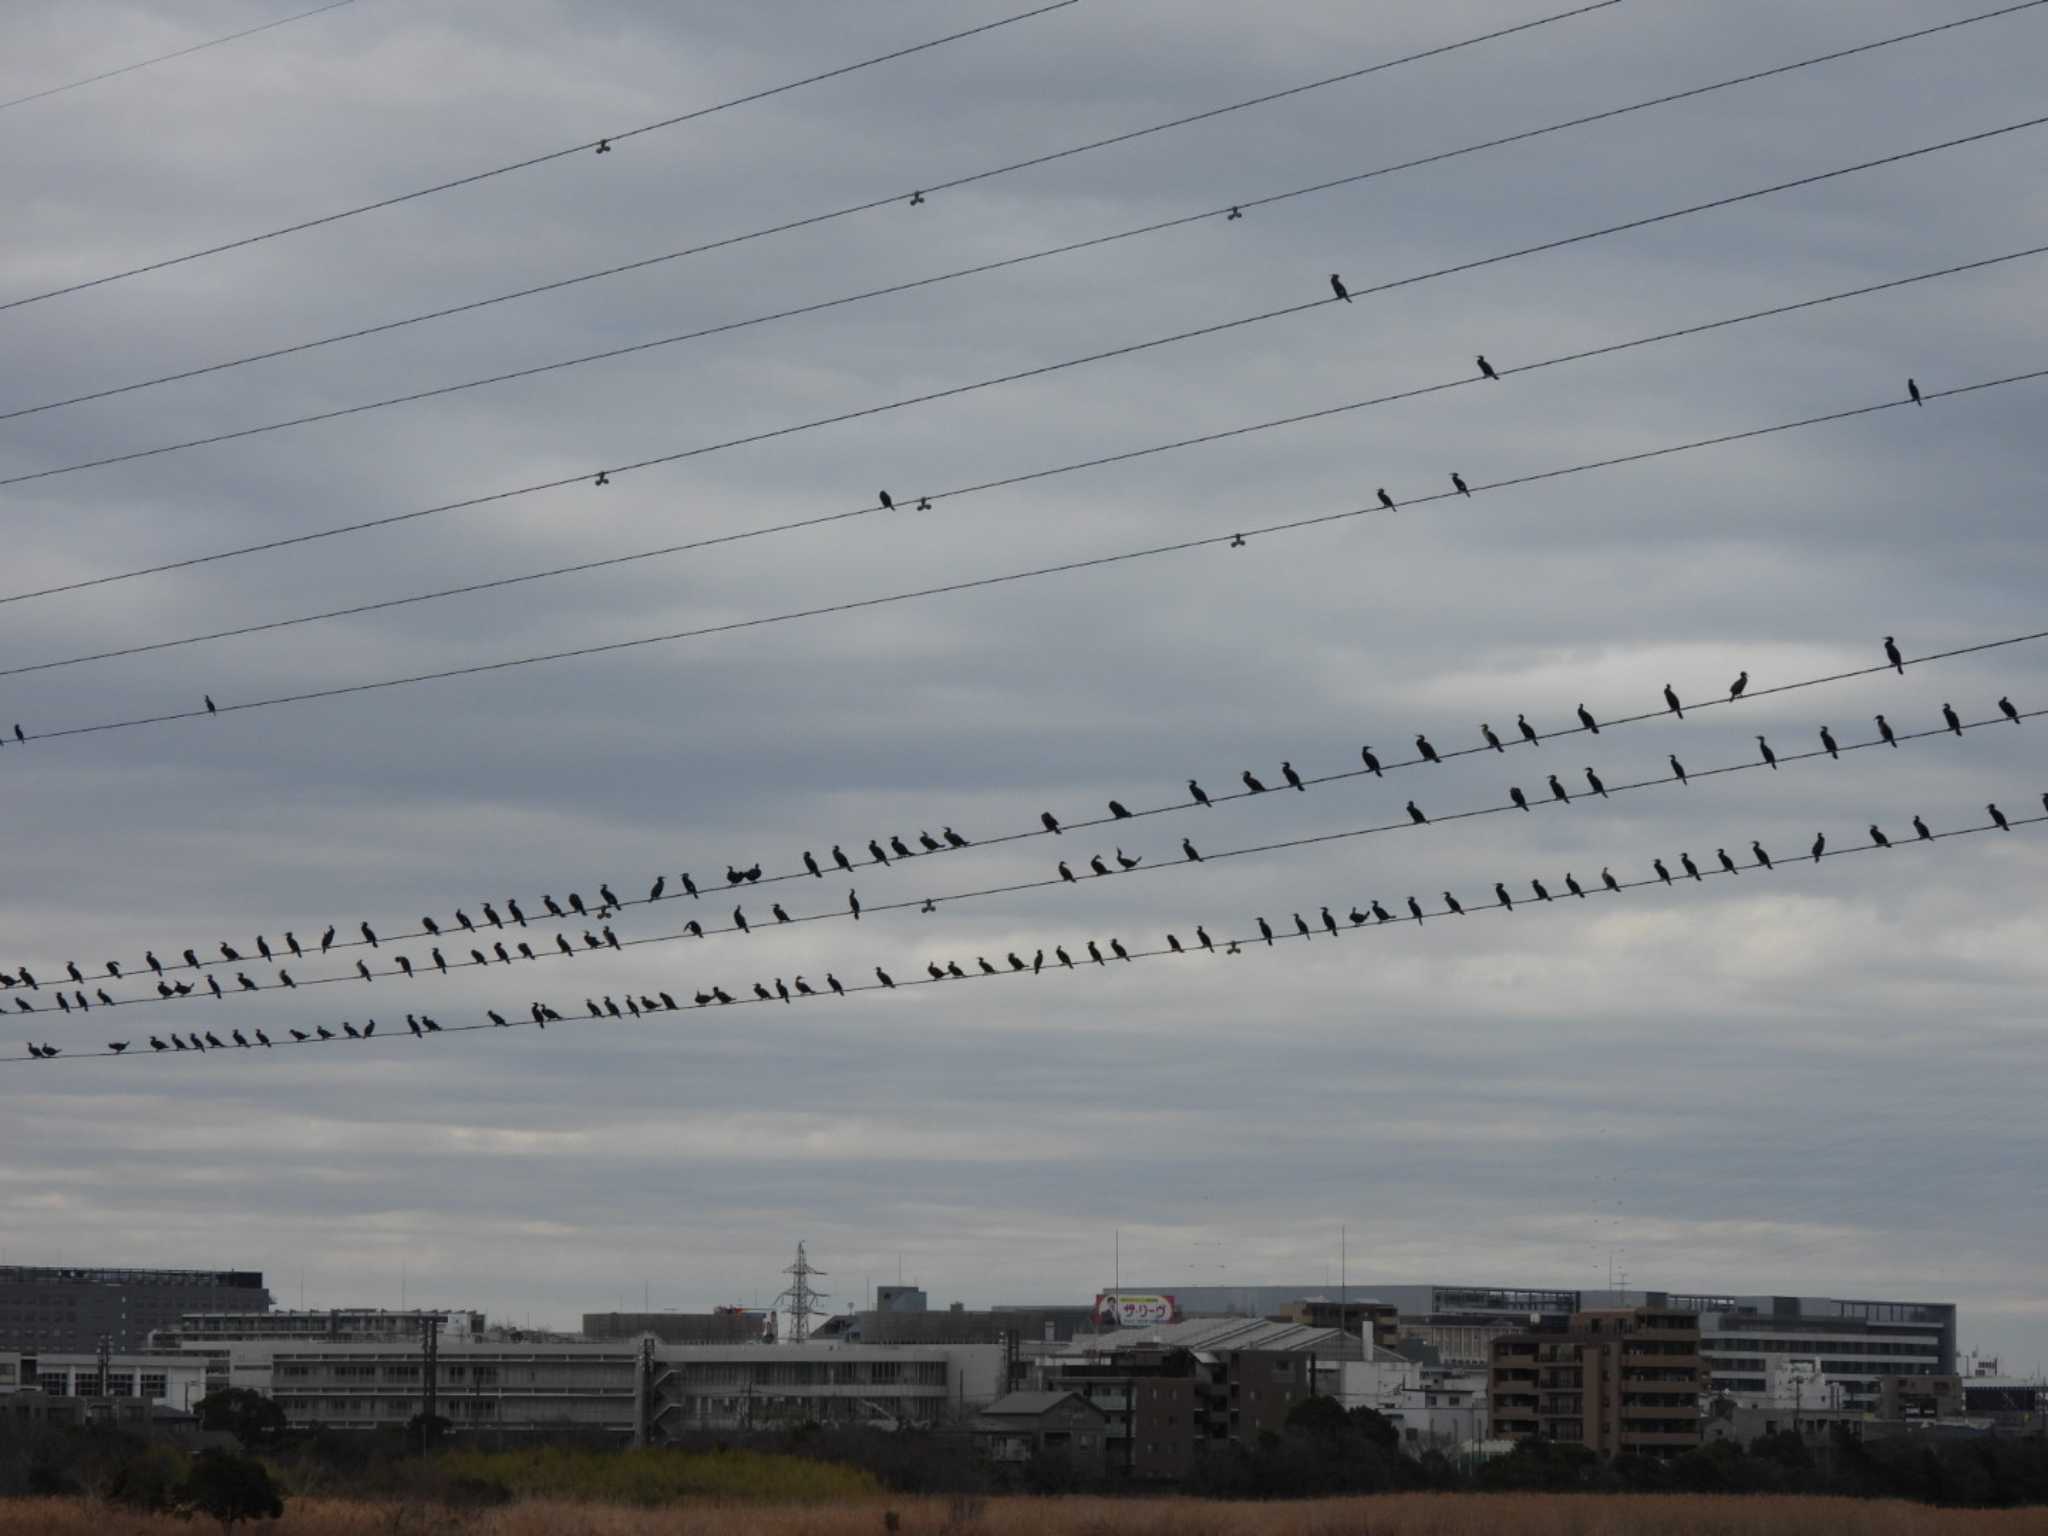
xmin=193 ymin=1387 xmax=288 ymax=1449
xmin=175 ymin=1448 xmax=284 ymax=1534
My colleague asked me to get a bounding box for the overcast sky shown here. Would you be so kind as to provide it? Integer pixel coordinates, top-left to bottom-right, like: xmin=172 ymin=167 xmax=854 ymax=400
xmin=3 ymin=0 xmax=2044 ymax=1370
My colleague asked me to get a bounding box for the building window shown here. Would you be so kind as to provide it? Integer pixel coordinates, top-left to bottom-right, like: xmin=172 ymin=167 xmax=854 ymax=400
xmin=140 ymin=1374 xmax=168 ymax=1400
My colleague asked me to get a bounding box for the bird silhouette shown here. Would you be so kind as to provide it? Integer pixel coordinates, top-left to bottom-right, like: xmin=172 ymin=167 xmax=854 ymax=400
xmin=1532 ymin=879 xmax=1553 ymax=903
xmin=1869 ymin=824 xmax=1890 ymax=849
xmin=543 ymin=895 xmax=565 ymax=918
xmin=1042 ymin=811 xmax=1062 ymax=835
xmin=849 ymin=890 xmax=861 ymax=921
xmin=1989 ymin=802 xmax=2010 ymax=831
xmin=1584 ymin=768 xmax=1607 ymax=798
xmin=1370 ymin=901 xmax=1394 ymax=924
xmin=1348 ymin=907 xmax=1367 ymax=926
xmin=66 ymin=963 xmax=82 ymax=983
xmin=1728 ymin=671 xmax=1749 ymax=701
xmin=1477 ymin=354 xmax=1498 ymax=381
xmin=1116 ymin=848 xmax=1140 ymax=870
xmin=1182 ymin=838 xmax=1202 ymax=862
xmin=712 ymin=987 xmax=734 ymax=1005
xmin=1663 ymin=684 xmax=1683 ymax=719
xmin=1360 ymin=747 xmax=1382 ymax=777
xmin=236 ymin=973 xmax=256 ymax=992
xmin=1415 ymin=734 xmax=1440 ymax=764
xmin=1111 ymin=940 xmax=1131 ymax=962
xmin=1943 ymin=703 xmax=1962 ymax=737
xmin=1517 ymin=714 xmax=1538 ymax=746
xmin=1087 ymin=942 xmax=1106 ymax=967
xmin=1407 ymin=801 xmax=1428 ymax=825
xmin=1908 ymin=377 xmax=1922 ymax=406
xmin=1565 ymin=874 xmax=1585 ymax=899
xmin=919 ymin=831 xmax=942 ymax=853
xmin=482 ymin=904 xmax=502 ymax=929
xmin=652 ymin=875 xmax=670 ymax=899
xmin=879 ymin=490 xmax=894 ymax=511
xmin=1811 ymin=833 xmax=1827 ymax=862
xmin=1494 ymin=883 xmax=1513 ymax=911
xmin=827 ymin=973 xmax=845 ymax=997
xmin=1751 ymin=841 xmax=1773 ymax=870
xmin=1056 ymin=947 xmax=1074 ymax=970
xmin=519 ymin=942 xmax=537 ymax=959
xmin=1059 ymin=862 xmax=1077 ymax=884
xmin=1548 ymin=775 xmax=1570 ymax=805
xmin=1480 ymin=724 xmax=1505 ymax=754
xmin=147 ymin=951 xmax=163 ymax=975
xmin=205 ymin=694 xmax=217 ymax=714
xmin=1377 ymin=488 xmax=1395 ymax=512
xmin=1913 ymin=816 xmax=1932 ymax=841
xmin=1321 ymin=907 xmax=1339 ymax=937
xmin=1577 ymin=704 xmax=1600 ymax=736
xmin=452 ymin=912 xmax=472 ymax=934
xmin=1089 ymin=855 xmax=1110 ymax=877
xmin=943 ymin=827 xmax=969 ymax=848
xmin=1167 ymin=934 xmax=1184 ymax=954
xmin=1602 ymin=868 xmax=1619 ymax=893
xmin=555 ymin=935 xmax=574 ymax=958
xmin=361 ymin=922 xmax=378 ymax=947
xmin=1884 ymin=636 xmax=1904 ymax=674
xmin=1819 ymin=727 xmax=1839 ymax=760
xmin=1681 ymin=853 xmax=1701 ymax=882
xmin=1403 ymin=896 xmax=1424 ymax=925
xmin=1510 ymin=786 xmax=1530 ymax=812
xmin=1282 ymin=761 xmax=1305 ymax=791
xmin=1757 ymin=736 xmax=1777 ymax=770
xmin=1999 ymin=696 xmax=2020 ymax=724
xmin=1653 ymin=860 xmax=1672 ymax=887
xmin=208 ymin=975 xmax=224 ymax=997
xmin=219 ymin=942 xmax=240 ymax=962
xmin=151 ymin=1037 xmax=168 ymax=1051
xmin=1196 ymin=926 xmax=1214 ymax=952
xmin=1718 ymin=849 xmax=1738 ymax=876
xmin=1876 ymin=714 xmax=1897 ymax=747
xmin=891 ymin=836 xmax=914 ymax=860
xmin=1443 ymin=892 xmax=1466 ymax=916
xmin=1669 ymin=755 xmax=1687 ymax=786
xmin=1330 ymin=273 xmax=1351 ymax=302
xmin=1451 ymin=473 xmax=1470 ymax=498
xmin=1293 ymin=914 xmax=1312 ymax=942
xmin=1188 ymin=778 xmax=1211 ymax=806
xmin=756 ymin=984 xmax=775 ymax=1003
xmin=1242 ymin=770 xmax=1267 ymax=794
xmin=1257 ymin=918 xmax=1274 ymax=947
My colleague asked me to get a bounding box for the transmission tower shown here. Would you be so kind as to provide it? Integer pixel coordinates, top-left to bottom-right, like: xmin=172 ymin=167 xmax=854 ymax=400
xmin=773 ymin=1241 xmax=828 ymax=1344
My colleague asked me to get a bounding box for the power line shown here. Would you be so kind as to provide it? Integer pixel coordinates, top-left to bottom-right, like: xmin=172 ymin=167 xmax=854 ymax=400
xmin=10 ymin=367 xmax=2045 ymax=745
xmin=12 ymin=802 xmax=2037 ymax=1064
xmin=0 ymin=0 xmax=359 ymax=113
xmin=14 ymin=0 xmax=2036 ymax=425
xmin=13 ymin=111 xmax=2048 ymax=492
xmin=20 ymin=630 xmax=2036 ymax=991
xmin=10 ymin=243 xmax=2045 ymax=674
xmin=0 ymin=1 xmax=1084 ymax=312
xmin=19 ymin=702 xmax=2036 ymax=1014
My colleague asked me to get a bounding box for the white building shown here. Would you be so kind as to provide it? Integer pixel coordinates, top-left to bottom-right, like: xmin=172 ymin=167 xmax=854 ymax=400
xmin=0 ymin=1349 xmax=210 ymax=1411
xmin=1323 ymin=1352 xmax=1489 ymax=1451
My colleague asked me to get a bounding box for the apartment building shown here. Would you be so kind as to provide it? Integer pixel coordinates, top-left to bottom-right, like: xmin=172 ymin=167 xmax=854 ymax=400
xmin=1490 ymin=1306 xmax=1703 ymax=1457
xmin=0 ymin=1266 xmax=270 ymax=1354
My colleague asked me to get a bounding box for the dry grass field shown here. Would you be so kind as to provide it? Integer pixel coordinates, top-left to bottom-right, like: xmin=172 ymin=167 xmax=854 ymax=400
xmin=4 ymin=1493 xmax=2044 ymax=1536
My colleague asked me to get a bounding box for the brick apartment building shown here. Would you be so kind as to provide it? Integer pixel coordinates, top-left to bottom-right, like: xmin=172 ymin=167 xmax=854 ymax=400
xmin=1490 ymin=1305 xmax=1703 ymax=1457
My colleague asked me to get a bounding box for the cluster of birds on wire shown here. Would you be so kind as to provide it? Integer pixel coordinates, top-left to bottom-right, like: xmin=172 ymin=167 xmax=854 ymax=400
xmin=15 ymin=790 xmax=2037 ymax=1061
xmin=2 ymin=636 xmax=2023 ymax=998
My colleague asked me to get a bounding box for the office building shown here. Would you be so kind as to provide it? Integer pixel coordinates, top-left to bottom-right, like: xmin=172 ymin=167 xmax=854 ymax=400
xmin=0 ymin=1349 xmax=211 ymax=1413
xmin=1489 ymin=1305 xmax=1703 ymax=1456
xmin=583 ymin=1310 xmax=767 ymax=1345
xmin=0 ymin=1266 xmax=271 ymax=1354
xmin=152 ymin=1309 xmax=483 ymax=1348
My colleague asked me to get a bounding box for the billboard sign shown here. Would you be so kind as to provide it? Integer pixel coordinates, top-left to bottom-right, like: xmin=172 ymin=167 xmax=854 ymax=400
xmin=1094 ymin=1292 xmax=1180 ymax=1328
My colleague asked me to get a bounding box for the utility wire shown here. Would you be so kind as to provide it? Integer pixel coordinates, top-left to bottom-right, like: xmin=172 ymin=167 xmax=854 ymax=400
xmin=11 ymin=802 xmax=2037 ymax=1064
xmin=9 ymin=367 xmax=2045 ymax=745
xmin=12 ymin=111 xmax=2048 ymax=492
xmin=0 ymin=1 xmax=1083 ymax=311
xmin=13 ymin=0 xmax=2036 ymax=423
xmin=19 ymin=632 xmax=2037 ymax=991
xmin=0 ymin=0 xmax=359 ymax=113
xmin=19 ymin=704 xmax=2037 ymax=1015
xmin=9 ymin=243 xmax=2046 ymax=673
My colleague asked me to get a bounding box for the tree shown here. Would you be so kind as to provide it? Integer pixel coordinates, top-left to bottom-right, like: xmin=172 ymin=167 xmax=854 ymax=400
xmin=193 ymin=1388 xmax=288 ymax=1449
xmin=175 ymin=1449 xmax=283 ymax=1534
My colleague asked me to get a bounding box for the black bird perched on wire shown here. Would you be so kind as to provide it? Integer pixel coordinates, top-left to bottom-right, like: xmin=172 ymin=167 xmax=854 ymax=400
xmin=1494 ymin=883 xmax=1514 ymax=911
xmin=1999 ymin=696 xmax=2020 ymax=724
xmin=507 ymin=900 xmax=526 ymax=927
xmin=1056 ymin=947 xmax=1075 ymax=970
xmin=257 ymin=935 xmax=274 ymax=961
xmin=1506 ymin=785 xmax=1530 ymax=814
xmin=1585 ymin=768 xmax=1607 ymax=799
xmin=1089 ymin=855 xmax=1110 ymax=878
xmin=1577 ymin=703 xmax=1600 ymax=735
xmin=825 ymin=973 xmax=845 ymax=997
xmin=1532 ymin=879 xmax=1553 ymax=903
xmin=1196 ymin=926 xmax=1215 ymax=952
xmin=1669 ymin=755 xmax=1687 ymax=786
xmin=944 ymin=826 xmax=969 ymax=848
xmin=1751 ymin=841 xmax=1773 ymax=870
xmin=150 ymin=1037 xmax=167 ymax=1051
xmin=411 ymin=1014 xmax=425 ymax=1037
xmin=890 ymin=836 xmax=914 ymax=860
xmin=712 ymin=987 xmax=735 ymax=1005
xmin=146 ymin=951 xmax=163 ymax=976
xmin=1811 ymin=833 xmax=1827 ymax=862
xmin=1602 ymin=868 xmax=1619 ymax=893
xmin=1321 ymin=907 xmax=1339 ymax=937
xmin=1756 ymin=735 xmax=1777 ymax=771
xmin=235 ymin=973 xmax=256 ymax=992
xmin=1943 ymin=703 xmax=1963 ymax=737
xmin=1116 ymin=848 xmax=1140 ymax=870
xmin=1377 ymin=488 xmax=1395 ymax=512
xmin=1360 ymin=747 xmax=1382 ymax=777
xmin=1728 ymin=671 xmax=1749 ymax=701
xmin=481 ymin=904 xmax=502 ymax=929
xmin=1681 ymin=853 xmax=1702 ymax=883
xmin=1242 ymin=770 xmax=1267 ymax=794
xmin=1517 ymin=714 xmax=1539 ymax=747
xmin=1167 ymin=934 xmax=1184 ymax=954
xmin=1257 ymin=918 xmax=1274 ymax=947
xmin=1989 ymin=802 xmax=2011 ymax=831
xmin=848 ymin=890 xmax=861 ymax=921
xmin=1663 ymin=684 xmax=1683 ymax=718
xmin=1282 ymin=761 xmax=1305 ymax=791
xmin=1330 ymin=273 xmax=1351 ymax=301
xmin=918 ymin=831 xmax=942 ymax=853
xmin=755 ymin=984 xmax=775 ymax=1003
xmin=1718 ymin=849 xmax=1739 ymax=876
xmin=205 ymin=694 xmax=217 ymax=714
xmin=1548 ymin=775 xmax=1570 ymax=805
xmin=1443 ymin=892 xmax=1467 ymax=916
xmin=1087 ymin=942 xmax=1106 ymax=967
xmin=600 ymin=883 xmax=620 ymax=909
xmin=1876 ymin=714 xmax=1897 ymax=747
xmin=1059 ymin=861 xmax=1077 ymax=884
xmin=353 ymin=960 xmax=371 ymax=982
xmin=208 ymin=974 xmax=224 ymax=997
xmin=66 ymin=962 xmax=82 ymax=983
xmin=652 ymin=874 xmax=670 ymax=900
xmin=1908 ymin=377 xmax=1922 ymax=406
xmin=1415 ymin=734 xmax=1440 ymax=764
xmin=1370 ymin=901 xmax=1394 ymax=924
xmin=1407 ymin=800 xmax=1427 ymax=825
xmin=1188 ymin=778 xmax=1211 ymax=806
xmin=1565 ymin=874 xmax=1585 ymax=900
xmin=878 ymin=490 xmax=895 ymax=511
xmin=219 ymin=942 xmax=241 ymax=962
xmin=1348 ymin=907 xmax=1368 ymax=926
xmin=361 ymin=922 xmax=378 ymax=947
xmin=866 ymin=839 xmax=890 ymax=867
xmin=493 ymin=942 xmax=511 ymax=963
xmin=1820 ymin=727 xmax=1839 ymax=760
xmin=1293 ymin=914 xmax=1312 ymax=942
xmin=1482 ymin=724 xmax=1504 ymax=753
xmin=519 ymin=942 xmax=537 ymax=959
xmin=1111 ymin=939 xmax=1131 ymax=962
xmin=1042 ymin=811 xmax=1062 ymax=835
xmin=1884 ymin=636 xmax=1904 ymax=674
xmin=1007 ymin=952 xmax=1028 ymax=973
xmin=1182 ymin=838 xmax=1202 ymax=862
xmin=1869 ymin=824 xmax=1890 ymax=849
xmin=452 ymin=912 xmax=472 ymax=934
xmin=1477 ymin=354 xmax=1498 ymax=381
xmin=1451 ymin=472 xmax=1470 ymax=498
xmin=1653 ymin=859 xmax=1672 ymax=887
xmin=554 ymin=935 xmax=573 ymax=958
